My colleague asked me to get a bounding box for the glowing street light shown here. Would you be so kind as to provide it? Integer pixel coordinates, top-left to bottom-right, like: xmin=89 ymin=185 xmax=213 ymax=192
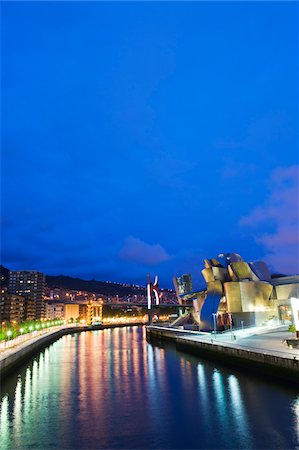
xmin=6 ymin=330 xmax=12 ymax=339
xmin=212 ymin=313 xmax=217 ymax=339
xmin=228 ymin=313 xmax=234 ymax=341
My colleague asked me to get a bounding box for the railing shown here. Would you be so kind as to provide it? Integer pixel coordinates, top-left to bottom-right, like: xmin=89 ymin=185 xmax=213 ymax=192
xmin=0 ymin=325 xmax=68 ymax=353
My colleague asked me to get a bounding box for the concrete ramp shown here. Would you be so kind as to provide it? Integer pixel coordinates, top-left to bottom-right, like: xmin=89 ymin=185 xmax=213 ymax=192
xmin=169 ymin=313 xmax=190 ymax=328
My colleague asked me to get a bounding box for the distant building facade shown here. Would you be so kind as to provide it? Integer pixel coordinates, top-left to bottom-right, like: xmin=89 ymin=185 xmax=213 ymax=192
xmin=9 ymin=271 xmax=46 ymax=320
xmin=0 ymin=292 xmax=25 ymax=323
xmin=24 ymin=298 xmax=37 ymax=321
xmin=173 ymin=274 xmax=193 ymax=304
xmin=45 ymin=302 xmax=65 ymax=320
xmin=64 ymin=303 xmax=80 ymax=322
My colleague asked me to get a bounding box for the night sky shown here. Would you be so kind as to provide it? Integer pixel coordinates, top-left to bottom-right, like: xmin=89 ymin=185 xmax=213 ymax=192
xmin=2 ymin=1 xmax=298 ymax=288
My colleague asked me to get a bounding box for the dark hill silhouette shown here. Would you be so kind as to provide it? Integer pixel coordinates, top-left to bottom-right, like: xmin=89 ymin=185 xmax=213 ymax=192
xmin=0 ymin=265 xmax=145 ymax=296
xmin=46 ymin=274 xmax=145 ymax=296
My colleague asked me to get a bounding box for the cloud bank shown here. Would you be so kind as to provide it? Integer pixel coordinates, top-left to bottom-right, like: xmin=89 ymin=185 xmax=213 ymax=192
xmin=240 ymin=165 xmax=299 ymax=274
xmin=119 ymin=236 xmax=172 ymax=266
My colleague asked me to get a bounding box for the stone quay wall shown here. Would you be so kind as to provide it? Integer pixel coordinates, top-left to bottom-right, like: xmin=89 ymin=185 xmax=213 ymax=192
xmin=146 ymin=326 xmax=299 ymax=384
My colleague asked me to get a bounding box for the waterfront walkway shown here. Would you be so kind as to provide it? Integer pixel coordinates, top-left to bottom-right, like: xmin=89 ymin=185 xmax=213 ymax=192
xmin=0 ymin=321 xmax=146 ymax=377
xmin=0 ymin=325 xmax=66 ymax=361
xmin=147 ymin=324 xmax=299 ymax=383
xmin=181 ymin=329 xmax=299 ymax=360
xmin=148 ymin=324 xmax=299 ymax=360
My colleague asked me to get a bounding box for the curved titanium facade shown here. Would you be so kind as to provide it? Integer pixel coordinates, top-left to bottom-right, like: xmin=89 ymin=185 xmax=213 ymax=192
xmin=200 ymin=280 xmax=223 ymax=331
xmin=174 ymin=253 xmax=299 ymax=332
xmin=249 ymin=261 xmax=271 ymax=282
xmin=224 ymin=281 xmax=273 ymax=313
xmin=198 ymin=254 xmax=293 ymax=331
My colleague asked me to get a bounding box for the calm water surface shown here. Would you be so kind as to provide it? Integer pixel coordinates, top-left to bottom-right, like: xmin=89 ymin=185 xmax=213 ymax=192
xmin=1 ymin=326 xmax=299 ymax=449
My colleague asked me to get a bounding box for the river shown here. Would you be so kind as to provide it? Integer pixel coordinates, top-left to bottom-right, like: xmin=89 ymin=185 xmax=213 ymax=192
xmin=1 ymin=326 xmax=298 ymax=449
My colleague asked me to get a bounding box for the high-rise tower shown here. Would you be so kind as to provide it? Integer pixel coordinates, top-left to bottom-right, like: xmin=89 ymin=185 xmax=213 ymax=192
xmin=9 ymin=271 xmax=46 ymax=320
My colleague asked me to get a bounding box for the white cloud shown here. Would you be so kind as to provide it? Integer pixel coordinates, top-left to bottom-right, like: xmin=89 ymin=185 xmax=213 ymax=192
xmin=119 ymin=236 xmax=172 ymax=266
xmin=239 ymin=165 xmax=299 ymax=274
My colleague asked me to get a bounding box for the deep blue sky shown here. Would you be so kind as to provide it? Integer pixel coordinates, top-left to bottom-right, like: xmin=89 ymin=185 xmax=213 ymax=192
xmin=2 ymin=1 xmax=298 ymax=288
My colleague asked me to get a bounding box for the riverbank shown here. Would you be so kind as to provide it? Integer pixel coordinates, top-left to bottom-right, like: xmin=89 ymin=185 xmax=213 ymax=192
xmin=2 ymin=324 xmax=298 ymax=450
xmin=0 ymin=322 xmax=144 ymax=379
xmin=146 ymin=325 xmax=299 ymax=384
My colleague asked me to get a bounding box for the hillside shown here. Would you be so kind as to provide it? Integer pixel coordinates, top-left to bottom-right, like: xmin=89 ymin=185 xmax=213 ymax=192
xmin=1 ymin=265 xmax=146 ymax=296
xmin=46 ymin=274 xmax=146 ymax=296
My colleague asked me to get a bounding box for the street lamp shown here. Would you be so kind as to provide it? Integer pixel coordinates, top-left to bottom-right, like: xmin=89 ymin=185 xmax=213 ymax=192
xmin=6 ymin=330 xmax=12 ymax=340
xmin=212 ymin=313 xmax=217 ymax=339
xmin=228 ymin=313 xmax=234 ymax=340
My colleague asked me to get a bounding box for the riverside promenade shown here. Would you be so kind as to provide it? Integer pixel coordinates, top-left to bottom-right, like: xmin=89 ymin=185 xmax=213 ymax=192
xmin=146 ymin=325 xmax=299 ymax=384
xmin=0 ymin=321 xmax=145 ymax=379
xmin=0 ymin=325 xmax=79 ymax=378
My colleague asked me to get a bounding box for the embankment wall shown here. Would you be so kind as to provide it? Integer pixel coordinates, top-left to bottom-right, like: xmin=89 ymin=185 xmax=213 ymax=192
xmin=0 ymin=322 xmax=144 ymax=379
xmin=146 ymin=326 xmax=299 ymax=384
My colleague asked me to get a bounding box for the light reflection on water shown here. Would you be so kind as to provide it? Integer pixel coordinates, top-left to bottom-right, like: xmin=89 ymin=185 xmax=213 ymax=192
xmin=212 ymin=370 xmax=229 ymax=445
xmin=0 ymin=326 xmax=298 ymax=450
xmin=293 ymin=396 xmax=299 ymax=442
xmin=0 ymin=395 xmax=9 ymax=448
xmin=12 ymin=377 xmax=22 ymax=445
xmin=227 ymin=374 xmax=251 ymax=448
xmin=197 ymin=363 xmax=211 ymax=439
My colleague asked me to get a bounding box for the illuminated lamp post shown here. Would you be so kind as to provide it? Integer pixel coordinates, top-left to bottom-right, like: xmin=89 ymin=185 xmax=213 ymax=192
xmin=6 ymin=330 xmax=12 ymax=340
xmin=212 ymin=313 xmax=217 ymax=339
xmin=19 ymin=327 xmax=24 ymax=342
xmin=228 ymin=313 xmax=234 ymax=341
